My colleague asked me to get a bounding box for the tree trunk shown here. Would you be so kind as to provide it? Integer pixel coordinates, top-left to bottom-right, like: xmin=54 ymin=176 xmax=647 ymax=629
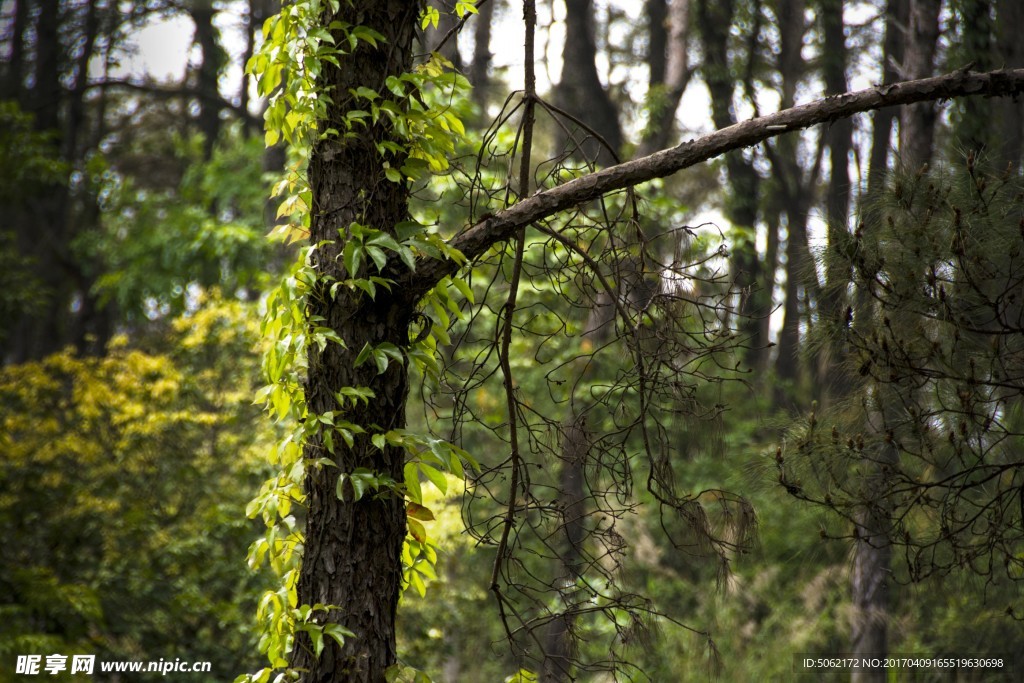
xmin=1 ymin=0 xmax=28 ymax=103
xmin=866 ymin=0 xmax=908 ymax=198
xmin=553 ymin=0 xmax=623 ymax=164
xmin=291 ymin=3 xmax=421 ymax=682
xmin=850 ymin=398 xmax=898 ymax=683
xmin=994 ymin=0 xmax=1024 ymax=168
xmin=6 ymin=0 xmax=70 ymax=364
xmin=427 ymin=0 xmax=464 ymax=71
xmin=696 ymin=0 xmax=766 ymax=372
xmin=899 ymin=0 xmax=942 ymax=169
xmin=191 ymin=0 xmax=224 ymax=160
xmin=638 ymin=0 xmax=692 ymax=157
xmin=469 ymin=0 xmax=496 ymax=109
xmin=817 ymin=0 xmax=853 ymax=403
xmin=540 ymin=416 xmax=588 ymax=682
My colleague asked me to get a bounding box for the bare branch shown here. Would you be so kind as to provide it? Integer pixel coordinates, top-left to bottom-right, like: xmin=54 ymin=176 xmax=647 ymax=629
xmin=401 ymin=67 xmax=1024 ymax=301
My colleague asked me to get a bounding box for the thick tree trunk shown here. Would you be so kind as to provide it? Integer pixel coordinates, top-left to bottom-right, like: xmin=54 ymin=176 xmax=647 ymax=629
xmin=6 ymin=0 xmax=70 ymax=364
xmin=291 ymin=3 xmax=422 ymax=682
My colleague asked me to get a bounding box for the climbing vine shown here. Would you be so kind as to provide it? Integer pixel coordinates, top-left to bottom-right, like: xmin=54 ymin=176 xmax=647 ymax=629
xmin=237 ymin=2 xmax=478 ymax=682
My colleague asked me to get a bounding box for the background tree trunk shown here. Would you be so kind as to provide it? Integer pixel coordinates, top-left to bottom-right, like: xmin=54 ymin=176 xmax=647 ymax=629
xmin=553 ymin=0 xmax=623 ymax=164
xmin=899 ymin=0 xmax=942 ymax=169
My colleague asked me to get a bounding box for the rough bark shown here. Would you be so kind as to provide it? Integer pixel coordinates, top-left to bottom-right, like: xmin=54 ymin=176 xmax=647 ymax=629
xmin=291 ymin=2 xmax=422 ymax=682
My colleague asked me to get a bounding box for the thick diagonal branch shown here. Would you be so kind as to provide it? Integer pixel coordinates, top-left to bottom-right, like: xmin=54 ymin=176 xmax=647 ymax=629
xmin=400 ymin=67 xmax=1024 ymax=301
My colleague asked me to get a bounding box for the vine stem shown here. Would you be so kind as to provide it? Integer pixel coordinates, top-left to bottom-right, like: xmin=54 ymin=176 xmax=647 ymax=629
xmin=490 ymin=0 xmax=536 ymax=599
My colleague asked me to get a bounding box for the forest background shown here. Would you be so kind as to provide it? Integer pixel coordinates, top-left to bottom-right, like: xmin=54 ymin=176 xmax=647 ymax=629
xmin=2 ymin=0 xmax=1024 ymax=681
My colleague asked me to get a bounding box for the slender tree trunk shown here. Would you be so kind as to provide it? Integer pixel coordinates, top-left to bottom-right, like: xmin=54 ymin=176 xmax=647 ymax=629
xmin=899 ymin=0 xmax=942 ymax=169
xmin=774 ymin=206 xmax=813 ymax=390
xmin=994 ymin=0 xmax=1024 ymax=168
xmin=638 ymin=0 xmax=692 ymax=157
xmin=760 ymin=0 xmax=813 ymax=393
xmin=854 ymin=4 xmax=940 ymax=672
xmin=291 ymin=3 xmax=421 ymax=681
xmin=541 ymin=416 xmax=589 ymax=682
xmin=191 ymin=0 xmax=224 ymax=160
xmin=553 ymin=0 xmax=623 ymax=164
xmin=847 ymin=4 xmax=907 ymax=677
xmin=427 ymin=0 xmax=464 ymax=70
xmin=646 ymin=0 xmax=668 ymax=88
xmin=866 ymin=0 xmax=908 ymax=198
xmin=817 ymin=0 xmax=853 ymax=403
xmin=696 ymin=0 xmax=766 ymax=371
xmin=850 ymin=394 xmax=899 ymax=683
xmin=469 ymin=0 xmax=496 ymax=108
xmin=1 ymin=0 xmax=28 ymax=102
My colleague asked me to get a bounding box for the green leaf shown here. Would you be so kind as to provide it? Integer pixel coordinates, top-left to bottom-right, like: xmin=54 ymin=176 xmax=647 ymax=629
xmin=366 ymin=245 xmax=388 ymax=271
xmin=418 ymin=463 xmax=447 ymax=494
xmin=343 ymin=241 xmax=363 ymax=277
xmin=373 ymin=349 xmax=389 ymax=374
xmin=353 ymin=342 xmax=373 ymax=367
xmin=404 ymin=462 xmax=422 ymax=504
xmin=310 ymin=625 xmax=324 ymax=658
xmin=323 ymin=622 xmax=355 ymax=648
xmin=409 ymin=568 xmax=426 ymax=597
xmin=352 ymin=86 xmax=379 ymax=101
xmin=452 ymin=275 xmax=474 ymax=304
xmin=407 ymin=517 xmax=427 ymax=544
xmin=367 ymin=233 xmax=402 ymax=251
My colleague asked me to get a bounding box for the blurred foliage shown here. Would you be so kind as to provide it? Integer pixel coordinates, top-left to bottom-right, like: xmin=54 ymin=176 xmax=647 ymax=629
xmin=0 ymin=294 xmax=275 ymax=681
xmin=0 ymin=102 xmax=68 ymax=346
xmin=80 ymin=125 xmax=276 ymax=322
